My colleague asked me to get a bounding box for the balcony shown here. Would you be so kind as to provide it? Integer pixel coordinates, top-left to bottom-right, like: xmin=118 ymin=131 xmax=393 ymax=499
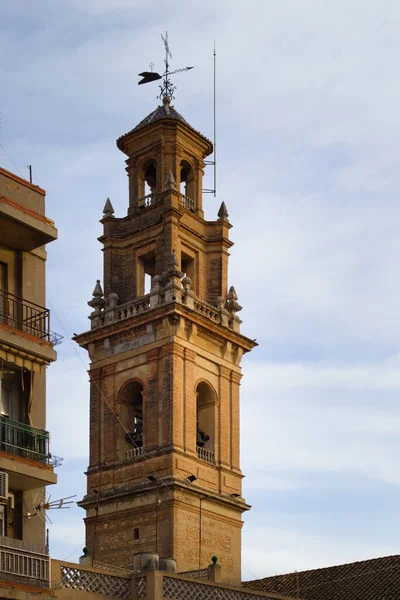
xmin=0 ymin=416 xmax=57 ymax=489
xmin=0 ymin=290 xmax=62 ymax=363
xmin=0 ymin=193 xmax=57 ymax=251
xmin=0 ymin=416 xmax=50 ymax=464
xmin=196 ymin=446 xmax=216 ymax=465
xmin=0 ymin=535 xmax=50 ymax=588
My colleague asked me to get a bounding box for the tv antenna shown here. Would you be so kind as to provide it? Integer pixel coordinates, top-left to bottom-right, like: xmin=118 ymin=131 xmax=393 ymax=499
xmin=26 ymin=490 xmax=76 ymax=524
xmin=138 ymin=31 xmax=193 ymax=100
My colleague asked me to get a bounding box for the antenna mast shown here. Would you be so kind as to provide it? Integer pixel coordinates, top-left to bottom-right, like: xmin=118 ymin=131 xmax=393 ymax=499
xmin=213 ymin=41 xmax=217 ymax=198
xmin=203 ymin=42 xmax=217 ymax=197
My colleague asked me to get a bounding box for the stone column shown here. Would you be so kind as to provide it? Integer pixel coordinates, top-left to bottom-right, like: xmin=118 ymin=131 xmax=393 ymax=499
xmin=231 ymin=371 xmax=242 ymax=471
xmin=102 ymin=364 xmax=116 ymax=464
xmin=89 ymin=368 xmax=101 ymax=468
xmin=145 ymin=348 xmax=160 ymax=451
xmin=219 ymin=366 xmax=231 ymax=468
xmin=184 ymin=348 xmax=197 ymax=454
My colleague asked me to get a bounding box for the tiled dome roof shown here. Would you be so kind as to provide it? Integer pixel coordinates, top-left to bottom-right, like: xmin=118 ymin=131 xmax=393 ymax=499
xmin=116 ymin=97 xmax=212 ymax=152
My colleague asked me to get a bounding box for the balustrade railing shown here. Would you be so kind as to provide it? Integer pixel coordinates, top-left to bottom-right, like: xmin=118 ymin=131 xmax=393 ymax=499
xmin=0 ymin=415 xmax=51 ymax=464
xmin=125 ymin=446 xmax=144 ymax=460
xmin=181 ymin=195 xmax=196 ymax=211
xmin=193 ymin=300 xmax=219 ymax=322
xmin=0 ymin=535 xmax=49 ymax=588
xmin=137 ymin=193 xmax=155 ymax=209
xmin=0 ymin=289 xmax=62 ymax=345
xmin=196 ymin=446 xmax=216 ymax=465
xmin=114 ymin=296 xmax=150 ymax=321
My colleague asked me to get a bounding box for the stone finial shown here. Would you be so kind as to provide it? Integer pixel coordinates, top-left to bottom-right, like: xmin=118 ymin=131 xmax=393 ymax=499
xmin=182 ymin=276 xmax=192 ymax=292
xmin=108 ymin=292 xmax=119 ymax=308
xmin=92 ymin=280 xmax=104 ymax=297
xmin=216 ymin=296 xmax=225 ymax=309
xmin=217 ymin=201 xmax=229 ymax=222
xmin=103 ymin=198 xmax=115 ymax=217
xmin=165 ymin=170 xmax=176 ymax=190
xmin=225 ymin=286 xmax=242 ymax=313
xmin=88 ymin=280 xmax=105 ymax=311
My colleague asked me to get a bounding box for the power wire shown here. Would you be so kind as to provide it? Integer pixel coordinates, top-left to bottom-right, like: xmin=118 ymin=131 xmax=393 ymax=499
xmin=0 ymin=143 xmax=24 ymax=178
xmin=46 ymin=295 xmax=177 ymax=499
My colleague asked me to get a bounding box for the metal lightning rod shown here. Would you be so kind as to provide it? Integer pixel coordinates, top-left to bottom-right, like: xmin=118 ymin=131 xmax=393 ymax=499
xmin=203 ymin=41 xmax=217 ymax=197
xmin=213 ymin=41 xmax=217 ymax=198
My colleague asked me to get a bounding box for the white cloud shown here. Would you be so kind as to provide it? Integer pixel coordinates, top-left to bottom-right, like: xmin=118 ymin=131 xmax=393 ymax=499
xmin=2 ymin=0 xmax=400 ymax=576
xmin=242 ymin=525 xmax=400 ymax=580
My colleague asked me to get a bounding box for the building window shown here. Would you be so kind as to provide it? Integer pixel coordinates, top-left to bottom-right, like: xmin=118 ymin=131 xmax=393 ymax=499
xmin=0 ymin=380 xmax=11 ymax=417
xmin=196 ymin=382 xmax=216 ymax=452
xmin=0 ymin=505 xmax=5 ymax=536
xmin=134 ymin=527 xmax=140 ymax=540
xmin=119 ymin=381 xmax=144 ymax=453
xmin=0 ymin=262 xmax=7 ymax=324
xmin=180 ymin=160 xmax=195 ymax=207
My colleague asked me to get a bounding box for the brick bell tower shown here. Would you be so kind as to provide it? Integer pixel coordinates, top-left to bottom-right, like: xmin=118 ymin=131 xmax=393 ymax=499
xmin=74 ymin=95 xmax=256 ymax=585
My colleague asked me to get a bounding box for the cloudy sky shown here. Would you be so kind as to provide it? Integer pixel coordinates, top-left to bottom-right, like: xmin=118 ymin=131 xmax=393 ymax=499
xmin=2 ymin=0 xmax=400 ymax=581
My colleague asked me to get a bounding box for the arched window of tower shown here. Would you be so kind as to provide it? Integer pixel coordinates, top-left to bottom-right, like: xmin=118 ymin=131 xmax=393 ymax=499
xmin=180 ymin=160 xmax=195 ymax=211
xmin=196 ymin=381 xmax=216 ymax=453
xmin=138 ymin=159 xmax=157 ymax=208
xmin=118 ymin=380 xmax=144 ymax=457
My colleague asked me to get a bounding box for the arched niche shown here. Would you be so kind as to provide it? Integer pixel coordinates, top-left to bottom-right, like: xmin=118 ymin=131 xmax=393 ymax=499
xmin=196 ymin=381 xmax=216 ymax=452
xmin=118 ymin=380 xmax=144 ymax=456
xmin=180 ymin=159 xmax=195 ymax=207
xmin=138 ymin=159 xmax=157 ymax=206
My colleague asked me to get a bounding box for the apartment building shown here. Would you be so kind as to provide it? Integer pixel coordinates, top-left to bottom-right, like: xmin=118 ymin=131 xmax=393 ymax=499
xmin=0 ymin=166 xmax=59 ymax=589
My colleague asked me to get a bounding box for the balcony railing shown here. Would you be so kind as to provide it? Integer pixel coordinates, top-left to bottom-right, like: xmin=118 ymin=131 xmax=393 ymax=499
xmin=125 ymin=446 xmax=144 ymax=460
xmin=0 ymin=415 xmax=51 ymax=465
xmin=181 ymin=195 xmax=195 ymax=211
xmin=0 ymin=535 xmax=49 ymax=588
xmin=137 ymin=192 xmax=155 ymax=209
xmin=196 ymin=446 xmax=216 ymax=465
xmin=0 ymin=289 xmax=62 ymax=345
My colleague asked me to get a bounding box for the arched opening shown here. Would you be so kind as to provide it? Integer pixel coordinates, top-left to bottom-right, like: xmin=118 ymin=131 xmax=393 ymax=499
xmin=196 ymin=381 xmax=216 ymax=460
xmin=180 ymin=160 xmax=195 ymax=211
xmin=138 ymin=160 xmax=157 ymax=208
xmin=119 ymin=381 xmax=144 ymax=457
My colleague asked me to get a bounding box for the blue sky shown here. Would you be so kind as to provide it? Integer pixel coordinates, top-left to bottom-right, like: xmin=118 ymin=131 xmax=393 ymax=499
xmin=2 ymin=0 xmax=400 ymax=580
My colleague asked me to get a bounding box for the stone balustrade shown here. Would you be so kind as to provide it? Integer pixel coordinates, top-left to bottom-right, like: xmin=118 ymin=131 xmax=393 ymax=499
xmin=196 ymin=446 xmax=216 ymax=465
xmin=89 ymin=265 xmax=242 ymax=334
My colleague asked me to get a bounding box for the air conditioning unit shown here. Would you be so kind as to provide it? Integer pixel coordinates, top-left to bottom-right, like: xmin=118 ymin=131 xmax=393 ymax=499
xmin=0 ymin=472 xmax=9 ymax=502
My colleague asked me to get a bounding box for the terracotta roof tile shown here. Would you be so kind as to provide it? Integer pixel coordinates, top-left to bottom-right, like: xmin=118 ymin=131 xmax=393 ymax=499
xmin=116 ymin=102 xmax=212 ymax=151
xmin=242 ymin=554 xmax=400 ymax=600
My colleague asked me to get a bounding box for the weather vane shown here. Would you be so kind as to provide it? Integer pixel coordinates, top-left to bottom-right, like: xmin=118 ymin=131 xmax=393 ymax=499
xmin=138 ymin=31 xmax=193 ymax=100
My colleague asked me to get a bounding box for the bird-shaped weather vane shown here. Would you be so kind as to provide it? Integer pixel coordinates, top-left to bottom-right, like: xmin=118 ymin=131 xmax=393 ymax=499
xmin=138 ymin=31 xmax=193 ymax=100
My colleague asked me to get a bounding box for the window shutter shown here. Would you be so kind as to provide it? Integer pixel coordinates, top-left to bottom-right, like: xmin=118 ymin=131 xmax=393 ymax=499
xmin=0 ymin=472 xmax=8 ymax=501
xmin=0 ymin=263 xmax=6 ymax=292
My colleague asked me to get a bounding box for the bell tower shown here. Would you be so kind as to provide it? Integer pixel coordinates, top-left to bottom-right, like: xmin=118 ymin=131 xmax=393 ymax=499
xmin=75 ymin=95 xmax=256 ymax=585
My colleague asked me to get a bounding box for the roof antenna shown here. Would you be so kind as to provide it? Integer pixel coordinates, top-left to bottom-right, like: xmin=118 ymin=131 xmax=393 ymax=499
xmin=203 ymin=41 xmax=217 ymax=198
xmin=137 ymin=31 xmax=193 ymax=101
xmin=27 ymin=165 xmax=32 ymax=183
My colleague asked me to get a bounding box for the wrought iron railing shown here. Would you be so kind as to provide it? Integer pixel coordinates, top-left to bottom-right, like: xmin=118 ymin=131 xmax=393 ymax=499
xmin=196 ymin=446 xmax=216 ymax=465
xmin=0 ymin=289 xmax=62 ymax=345
xmin=0 ymin=535 xmax=49 ymax=588
xmin=0 ymin=415 xmax=51 ymax=464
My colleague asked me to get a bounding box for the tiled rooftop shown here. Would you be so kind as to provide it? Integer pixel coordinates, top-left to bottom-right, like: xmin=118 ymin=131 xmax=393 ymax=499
xmin=116 ymin=99 xmax=212 ymax=150
xmin=242 ymin=554 xmax=400 ymax=600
